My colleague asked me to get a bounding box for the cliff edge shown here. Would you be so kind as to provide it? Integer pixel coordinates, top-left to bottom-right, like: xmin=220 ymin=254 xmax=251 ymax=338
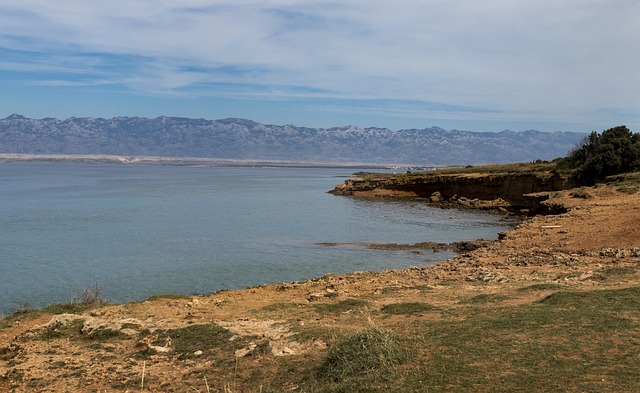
xmin=330 ymin=170 xmax=577 ymax=213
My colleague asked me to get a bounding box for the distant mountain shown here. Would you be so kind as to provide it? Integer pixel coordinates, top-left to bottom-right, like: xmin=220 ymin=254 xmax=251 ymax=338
xmin=0 ymin=114 xmax=586 ymax=165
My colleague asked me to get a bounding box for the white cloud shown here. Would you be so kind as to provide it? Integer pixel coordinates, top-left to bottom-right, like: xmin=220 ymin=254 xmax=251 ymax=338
xmin=0 ymin=0 xmax=638 ymax=129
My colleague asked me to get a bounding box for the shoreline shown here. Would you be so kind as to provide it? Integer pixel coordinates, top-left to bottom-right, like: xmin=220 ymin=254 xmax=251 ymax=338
xmin=0 ymin=153 xmax=429 ymax=170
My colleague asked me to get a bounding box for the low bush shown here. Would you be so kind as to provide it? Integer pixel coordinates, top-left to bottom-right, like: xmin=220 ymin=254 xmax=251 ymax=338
xmin=566 ymin=125 xmax=640 ymax=185
xmin=317 ymin=325 xmax=411 ymax=382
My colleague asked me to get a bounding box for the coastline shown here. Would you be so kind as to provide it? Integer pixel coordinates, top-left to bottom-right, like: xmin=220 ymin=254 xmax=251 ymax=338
xmin=1 ymin=175 xmax=639 ymax=391
xmin=0 ymin=153 xmax=423 ymax=170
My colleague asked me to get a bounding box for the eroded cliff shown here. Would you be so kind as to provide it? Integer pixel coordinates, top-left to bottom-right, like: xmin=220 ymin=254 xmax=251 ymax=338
xmin=330 ymin=172 xmax=577 ymax=212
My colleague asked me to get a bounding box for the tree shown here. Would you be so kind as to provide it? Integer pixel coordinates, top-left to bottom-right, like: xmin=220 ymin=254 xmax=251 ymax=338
xmin=566 ymin=125 xmax=640 ymax=185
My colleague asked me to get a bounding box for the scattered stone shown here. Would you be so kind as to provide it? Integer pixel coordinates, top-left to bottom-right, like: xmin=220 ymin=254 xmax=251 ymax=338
xmin=150 ymin=345 xmax=172 ymax=353
xmin=429 ymin=191 xmax=442 ymax=203
xmin=307 ymin=293 xmax=323 ymax=302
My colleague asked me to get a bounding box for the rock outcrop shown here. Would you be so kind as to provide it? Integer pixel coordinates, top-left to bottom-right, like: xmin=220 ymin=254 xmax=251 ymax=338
xmin=330 ymin=172 xmax=578 ymax=212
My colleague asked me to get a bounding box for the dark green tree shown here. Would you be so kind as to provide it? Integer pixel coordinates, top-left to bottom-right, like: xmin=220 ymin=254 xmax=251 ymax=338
xmin=566 ymin=125 xmax=640 ymax=185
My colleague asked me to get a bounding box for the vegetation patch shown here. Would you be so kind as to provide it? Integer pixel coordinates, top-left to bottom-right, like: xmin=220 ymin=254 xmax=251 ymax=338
xmin=563 ymin=125 xmax=640 ymax=185
xmin=432 ymin=160 xmax=565 ymax=176
xmin=402 ymin=286 xmax=640 ymax=392
xmin=597 ymin=267 xmax=637 ymax=277
xmin=616 ymin=186 xmax=640 ymax=194
xmin=538 ymin=286 xmax=640 ymax=311
xmin=35 ymin=319 xmax=127 ymax=342
xmin=36 ymin=319 xmax=84 ymax=341
xmin=381 ymin=302 xmax=437 ymax=316
xmin=290 ymin=324 xmax=342 ymax=343
xmin=260 ymin=302 xmax=302 ymax=313
xmin=570 ymin=189 xmax=593 ymax=199
xmin=589 ymin=267 xmax=639 ymax=281
xmin=463 ymin=293 xmax=511 ymax=304
xmin=518 ymin=283 xmax=563 ymax=292
xmin=145 ymin=293 xmax=192 ymax=301
xmin=316 ymin=326 xmax=412 ymax=383
xmin=154 ymin=322 xmax=238 ymax=358
xmin=85 ymin=327 xmax=128 ymax=341
xmin=313 ymin=299 xmax=369 ymax=314
xmin=0 ymin=305 xmax=41 ymax=330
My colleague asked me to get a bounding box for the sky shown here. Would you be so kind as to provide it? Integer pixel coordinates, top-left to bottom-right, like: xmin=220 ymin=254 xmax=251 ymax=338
xmin=0 ymin=1 xmax=638 ymax=133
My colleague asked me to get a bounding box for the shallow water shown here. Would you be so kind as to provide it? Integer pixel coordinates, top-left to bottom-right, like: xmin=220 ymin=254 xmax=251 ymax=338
xmin=0 ymin=164 xmax=514 ymax=313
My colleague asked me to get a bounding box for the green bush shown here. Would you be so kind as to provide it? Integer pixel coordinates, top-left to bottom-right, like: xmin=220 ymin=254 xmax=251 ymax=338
xmin=566 ymin=125 xmax=640 ymax=185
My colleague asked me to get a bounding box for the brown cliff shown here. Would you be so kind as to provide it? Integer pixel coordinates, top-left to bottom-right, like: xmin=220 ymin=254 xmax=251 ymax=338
xmin=330 ymin=171 xmax=577 ymax=212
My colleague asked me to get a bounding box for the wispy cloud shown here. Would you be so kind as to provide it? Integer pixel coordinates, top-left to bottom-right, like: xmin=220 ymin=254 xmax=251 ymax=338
xmin=0 ymin=0 xmax=638 ymax=130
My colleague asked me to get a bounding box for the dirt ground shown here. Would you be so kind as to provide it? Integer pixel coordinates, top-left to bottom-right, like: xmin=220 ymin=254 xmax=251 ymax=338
xmin=1 ymin=182 xmax=639 ymax=392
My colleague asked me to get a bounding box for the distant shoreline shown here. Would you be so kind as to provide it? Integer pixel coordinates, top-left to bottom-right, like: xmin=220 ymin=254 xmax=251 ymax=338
xmin=0 ymin=153 xmax=434 ymax=171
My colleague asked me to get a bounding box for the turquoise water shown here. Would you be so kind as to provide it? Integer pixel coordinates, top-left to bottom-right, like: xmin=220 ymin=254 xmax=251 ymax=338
xmin=0 ymin=164 xmax=513 ymax=313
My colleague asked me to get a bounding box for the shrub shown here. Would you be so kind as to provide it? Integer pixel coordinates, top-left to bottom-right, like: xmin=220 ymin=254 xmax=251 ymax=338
xmin=317 ymin=326 xmax=411 ymax=382
xmin=570 ymin=189 xmax=592 ymax=199
xmin=566 ymin=125 xmax=640 ymax=185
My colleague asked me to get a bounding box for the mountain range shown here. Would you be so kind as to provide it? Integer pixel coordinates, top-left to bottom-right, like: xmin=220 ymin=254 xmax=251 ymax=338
xmin=0 ymin=114 xmax=586 ymax=165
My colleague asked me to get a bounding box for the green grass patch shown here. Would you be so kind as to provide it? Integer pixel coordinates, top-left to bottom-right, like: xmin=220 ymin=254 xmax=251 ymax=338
xmin=359 ymin=161 xmax=566 ymax=181
xmin=297 ymin=286 xmax=640 ymax=392
xmin=407 ymin=286 xmax=640 ymax=391
xmin=518 ymin=283 xmax=563 ymax=292
xmin=616 ymin=186 xmax=639 ymax=194
xmin=36 ymin=319 xmax=84 ymax=341
xmin=316 ymin=326 xmax=413 ymax=383
xmin=260 ymin=302 xmax=302 ymax=313
xmin=314 ymin=299 xmax=369 ymax=314
xmin=597 ymin=267 xmax=637 ymax=277
xmin=154 ymin=322 xmax=239 ymax=358
xmin=381 ymin=302 xmax=437 ymax=316
xmin=290 ymin=324 xmax=344 ymax=344
xmin=0 ymin=305 xmax=42 ymax=329
xmin=537 ymin=286 xmax=640 ymax=310
xmin=35 ymin=319 xmax=127 ymax=342
xmin=570 ymin=189 xmax=593 ymax=199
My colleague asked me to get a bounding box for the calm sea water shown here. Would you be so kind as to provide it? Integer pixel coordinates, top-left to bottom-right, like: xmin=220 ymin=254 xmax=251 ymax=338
xmin=0 ymin=164 xmax=514 ymax=313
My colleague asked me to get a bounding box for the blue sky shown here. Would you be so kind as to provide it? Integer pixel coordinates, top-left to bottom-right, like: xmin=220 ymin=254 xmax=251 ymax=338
xmin=0 ymin=1 xmax=638 ymax=132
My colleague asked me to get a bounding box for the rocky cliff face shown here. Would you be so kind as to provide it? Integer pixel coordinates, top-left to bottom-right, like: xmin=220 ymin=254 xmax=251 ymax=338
xmin=0 ymin=114 xmax=585 ymax=165
xmin=330 ymin=172 xmax=577 ymax=211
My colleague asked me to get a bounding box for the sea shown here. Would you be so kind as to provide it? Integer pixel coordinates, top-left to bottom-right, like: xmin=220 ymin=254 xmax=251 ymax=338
xmin=0 ymin=164 xmax=515 ymax=314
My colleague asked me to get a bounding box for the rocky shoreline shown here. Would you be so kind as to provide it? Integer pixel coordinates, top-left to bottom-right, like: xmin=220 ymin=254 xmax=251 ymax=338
xmin=329 ymin=171 xmax=577 ymax=214
xmin=319 ymin=239 xmax=494 ymax=252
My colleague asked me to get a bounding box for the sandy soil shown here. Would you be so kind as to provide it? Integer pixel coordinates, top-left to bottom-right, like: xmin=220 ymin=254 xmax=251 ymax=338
xmin=1 ymin=182 xmax=639 ymax=392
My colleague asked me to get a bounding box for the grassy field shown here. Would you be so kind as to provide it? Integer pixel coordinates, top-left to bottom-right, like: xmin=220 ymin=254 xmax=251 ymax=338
xmin=254 ymin=285 xmax=640 ymax=392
